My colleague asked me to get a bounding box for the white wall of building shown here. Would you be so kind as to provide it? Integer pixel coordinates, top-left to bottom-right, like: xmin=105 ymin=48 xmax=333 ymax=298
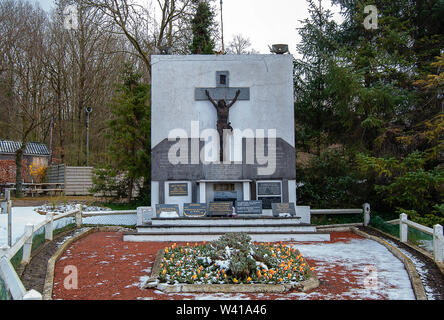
xmin=151 ymin=54 xmax=295 ymax=149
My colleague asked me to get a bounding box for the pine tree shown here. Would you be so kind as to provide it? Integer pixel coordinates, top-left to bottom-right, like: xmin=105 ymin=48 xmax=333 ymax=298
xmin=105 ymin=64 xmax=150 ymax=202
xmin=189 ymin=0 xmax=216 ymax=54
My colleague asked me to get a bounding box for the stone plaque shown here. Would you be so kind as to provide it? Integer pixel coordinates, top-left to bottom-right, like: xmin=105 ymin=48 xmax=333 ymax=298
xmin=214 ymin=191 xmax=238 ymax=201
xmin=168 ymin=183 xmax=188 ymax=196
xmin=183 ymin=203 xmax=208 ymax=217
xmin=272 ymin=203 xmax=296 ymax=217
xmin=257 ymin=182 xmax=281 ymax=196
xmin=235 ymin=200 xmax=263 ymax=215
xmin=258 ymin=196 xmax=282 ymax=209
xmin=155 ymin=204 xmax=180 ymax=217
xmin=208 ymin=201 xmax=233 ymax=217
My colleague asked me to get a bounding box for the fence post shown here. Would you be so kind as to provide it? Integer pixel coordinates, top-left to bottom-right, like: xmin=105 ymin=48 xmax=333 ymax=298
xmin=21 ymin=224 xmax=34 ymax=264
xmin=400 ymin=213 xmax=408 ymax=242
xmin=0 ymin=245 xmax=10 ymax=258
xmin=22 ymin=289 xmax=42 ymax=300
xmin=137 ymin=207 xmax=143 ymax=226
xmin=7 ymin=193 xmax=12 ymax=247
xmin=433 ymin=224 xmax=443 ymax=263
xmin=75 ymin=204 xmax=82 ymax=227
xmin=363 ymin=203 xmax=371 ymax=226
xmin=45 ymin=212 xmax=53 ymax=241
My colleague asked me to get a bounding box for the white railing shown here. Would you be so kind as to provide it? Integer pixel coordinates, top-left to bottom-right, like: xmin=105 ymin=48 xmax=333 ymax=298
xmin=399 ymin=213 xmax=444 ymax=262
xmin=310 ymin=203 xmax=371 ymax=226
xmin=0 ymin=207 xmax=80 ymax=300
xmin=0 ymin=203 xmax=140 ymax=300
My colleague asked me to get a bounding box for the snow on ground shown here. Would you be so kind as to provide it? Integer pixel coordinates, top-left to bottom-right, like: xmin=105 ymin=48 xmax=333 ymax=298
xmin=0 ymin=204 xmax=120 ymax=246
xmin=383 ymin=238 xmax=438 ymax=300
xmin=289 ymin=238 xmax=416 ymax=300
xmin=171 ymin=238 xmax=417 ymax=300
xmin=0 ymin=207 xmax=46 ymax=246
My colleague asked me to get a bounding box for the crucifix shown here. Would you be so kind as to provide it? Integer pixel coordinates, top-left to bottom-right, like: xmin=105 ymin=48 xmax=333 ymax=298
xmin=195 ymin=71 xmax=250 ymax=162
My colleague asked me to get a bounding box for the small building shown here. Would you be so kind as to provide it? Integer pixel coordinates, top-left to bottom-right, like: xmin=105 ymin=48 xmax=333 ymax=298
xmin=0 ymin=140 xmax=50 ymax=184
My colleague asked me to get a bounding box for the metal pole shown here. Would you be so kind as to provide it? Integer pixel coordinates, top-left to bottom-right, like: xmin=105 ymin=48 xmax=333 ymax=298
xmin=6 ymin=189 xmax=11 ymax=246
xmin=220 ymin=0 xmax=224 ymax=53
xmin=86 ymin=111 xmax=89 ymax=167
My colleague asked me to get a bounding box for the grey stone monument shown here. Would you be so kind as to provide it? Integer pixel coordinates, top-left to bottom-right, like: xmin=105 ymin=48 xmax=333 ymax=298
xmin=150 ymin=55 xmax=296 ymax=215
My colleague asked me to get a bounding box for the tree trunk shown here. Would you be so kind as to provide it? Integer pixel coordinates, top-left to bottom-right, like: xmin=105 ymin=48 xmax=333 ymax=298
xmin=15 ymin=144 xmax=25 ymax=198
xmin=128 ymin=177 xmax=134 ymax=203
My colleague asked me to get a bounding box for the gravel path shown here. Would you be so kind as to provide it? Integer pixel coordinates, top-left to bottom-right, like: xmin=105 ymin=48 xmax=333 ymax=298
xmin=20 ymin=228 xmax=87 ymax=293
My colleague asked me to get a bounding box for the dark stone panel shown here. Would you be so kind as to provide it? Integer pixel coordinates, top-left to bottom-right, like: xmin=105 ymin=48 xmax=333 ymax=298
xmin=191 ymin=181 xmax=198 ymax=203
xmin=251 ymin=180 xmax=257 ymax=200
xmin=159 ymin=180 xmax=165 ymax=204
xmin=282 ymin=179 xmax=289 ymax=203
xmin=151 ymin=138 xmax=296 ymax=181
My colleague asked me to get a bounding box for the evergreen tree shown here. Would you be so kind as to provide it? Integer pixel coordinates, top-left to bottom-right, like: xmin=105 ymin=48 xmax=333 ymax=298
xmin=103 ymin=64 xmax=151 ymax=202
xmin=190 ymin=0 xmax=216 ymax=54
xmin=294 ymin=0 xmax=341 ymax=154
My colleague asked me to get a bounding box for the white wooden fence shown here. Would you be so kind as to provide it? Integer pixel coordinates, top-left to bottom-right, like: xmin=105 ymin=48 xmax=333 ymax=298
xmin=310 ymin=203 xmax=371 ymax=226
xmin=0 ymin=204 xmax=137 ymax=300
xmin=399 ymin=213 xmax=444 ymax=262
xmin=0 ymin=209 xmax=79 ymax=300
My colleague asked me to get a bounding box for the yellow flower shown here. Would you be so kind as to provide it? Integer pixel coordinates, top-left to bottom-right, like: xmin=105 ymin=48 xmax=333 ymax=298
xmin=247 ymin=277 xmax=252 ymax=282
xmin=192 ymin=274 xmax=197 ymax=280
xmin=162 ymin=268 xmax=166 ymax=275
xmin=233 ymin=278 xmax=238 ymax=283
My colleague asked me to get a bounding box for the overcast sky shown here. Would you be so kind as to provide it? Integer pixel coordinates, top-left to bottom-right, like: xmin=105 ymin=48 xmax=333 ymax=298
xmin=34 ymin=0 xmax=343 ymax=55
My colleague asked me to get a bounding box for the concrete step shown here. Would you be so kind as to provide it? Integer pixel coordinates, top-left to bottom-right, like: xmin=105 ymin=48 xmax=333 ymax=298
xmin=148 ymin=216 xmax=303 ymax=227
xmin=137 ymin=224 xmax=316 ymax=234
xmin=123 ymin=231 xmax=331 ymax=242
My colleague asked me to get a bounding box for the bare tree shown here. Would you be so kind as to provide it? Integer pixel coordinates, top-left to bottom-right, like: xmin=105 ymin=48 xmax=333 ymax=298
xmin=0 ymin=0 xmax=54 ymax=196
xmin=226 ymin=34 xmax=258 ymax=55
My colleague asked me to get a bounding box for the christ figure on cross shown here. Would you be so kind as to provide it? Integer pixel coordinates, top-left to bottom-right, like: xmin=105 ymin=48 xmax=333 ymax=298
xmin=205 ymin=89 xmax=241 ymax=162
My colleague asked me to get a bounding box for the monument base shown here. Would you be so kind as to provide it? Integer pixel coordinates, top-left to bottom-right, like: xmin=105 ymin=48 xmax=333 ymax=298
xmin=123 ymin=215 xmax=330 ymax=242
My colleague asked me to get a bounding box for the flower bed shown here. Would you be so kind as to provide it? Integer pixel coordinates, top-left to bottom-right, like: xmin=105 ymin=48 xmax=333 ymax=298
xmin=152 ymin=233 xmax=317 ymax=292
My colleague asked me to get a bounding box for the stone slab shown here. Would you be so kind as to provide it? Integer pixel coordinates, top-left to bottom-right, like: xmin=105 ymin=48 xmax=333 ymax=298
xmin=272 ymin=203 xmax=296 ymax=217
xmin=208 ymin=201 xmax=233 ymax=217
xmin=235 ymin=200 xmax=263 ymax=215
xmin=183 ymin=203 xmax=208 ymax=217
xmin=155 ymin=204 xmax=180 ymax=217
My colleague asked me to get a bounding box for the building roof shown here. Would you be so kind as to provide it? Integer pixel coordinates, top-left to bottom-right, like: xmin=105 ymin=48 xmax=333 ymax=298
xmin=0 ymin=140 xmax=50 ymax=156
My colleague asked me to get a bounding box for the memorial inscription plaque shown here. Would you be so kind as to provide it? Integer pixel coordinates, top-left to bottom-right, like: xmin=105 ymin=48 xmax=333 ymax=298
xmin=271 ymin=203 xmax=296 ymax=217
xmin=183 ymin=203 xmax=208 ymax=217
xmin=168 ymin=183 xmax=188 ymax=196
xmin=235 ymin=200 xmax=263 ymax=215
xmin=208 ymin=201 xmax=233 ymax=217
xmin=257 ymin=182 xmax=281 ymax=196
xmin=155 ymin=204 xmax=180 ymax=217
